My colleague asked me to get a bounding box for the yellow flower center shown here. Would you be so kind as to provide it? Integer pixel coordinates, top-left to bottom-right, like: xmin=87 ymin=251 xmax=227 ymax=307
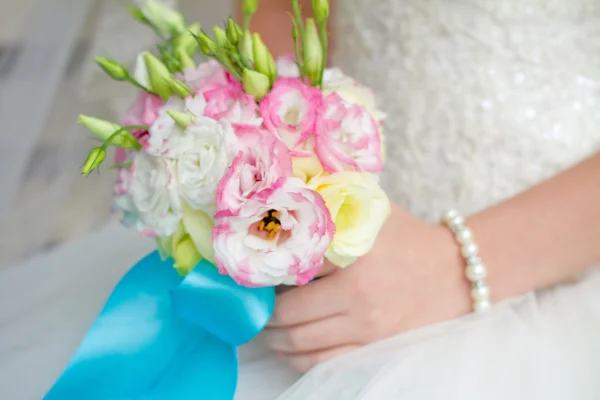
xmin=258 ymin=210 xmax=282 ymax=239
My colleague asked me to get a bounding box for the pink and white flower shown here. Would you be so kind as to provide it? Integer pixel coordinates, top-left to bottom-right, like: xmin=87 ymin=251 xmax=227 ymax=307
xmin=213 ymin=177 xmax=335 ymax=287
xmin=121 ymin=91 xmax=164 ymax=144
xmin=182 ymin=60 xmax=230 ymax=93
xmin=275 ymin=55 xmax=300 ymax=78
xmin=145 ymin=95 xmax=207 ymax=157
xmin=315 ymin=93 xmax=384 ymax=173
xmin=322 ymin=68 xmax=386 ymax=123
xmin=216 ymin=126 xmax=292 ymax=214
xmin=259 ymin=78 xmax=322 ymax=156
xmin=203 ymin=84 xmax=262 ymax=126
xmin=176 ymin=117 xmax=238 ymax=213
xmin=114 ymin=152 xmax=182 ymax=238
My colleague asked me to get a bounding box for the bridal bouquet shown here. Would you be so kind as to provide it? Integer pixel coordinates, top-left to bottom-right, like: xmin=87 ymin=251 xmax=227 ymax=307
xmin=47 ymin=0 xmax=389 ymax=398
xmin=80 ymin=0 xmax=390 ymax=287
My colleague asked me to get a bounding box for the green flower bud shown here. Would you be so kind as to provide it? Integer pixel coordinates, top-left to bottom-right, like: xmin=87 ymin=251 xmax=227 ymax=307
xmin=226 ymin=18 xmax=242 ymax=45
xmin=176 ymin=47 xmax=196 ymax=69
xmin=78 ymin=115 xmax=120 ymax=140
xmin=144 ymin=52 xmax=174 ymax=99
xmin=82 ymin=147 xmax=106 ymax=175
xmin=167 ymin=111 xmax=195 ymax=129
xmin=302 ymin=18 xmax=324 ymax=86
xmin=95 ymin=57 xmax=129 ymax=81
xmin=312 ymin=0 xmax=330 ymax=23
xmin=213 ymin=26 xmax=229 ymax=49
xmin=168 ymin=78 xmax=193 ymax=98
xmin=239 ymin=31 xmax=254 ymax=66
xmin=128 ymin=5 xmax=150 ymax=25
xmin=78 ymin=115 xmax=141 ymax=149
xmin=242 ymin=68 xmax=270 ymax=100
xmin=172 ymin=234 xmax=202 ymax=276
xmin=173 ymin=23 xmax=201 ymax=55
xmin=252 ymin=33 xmax=276 ymax=83
xmin=195 ymin=31 xmax=217 ymax=56
xmin=141 ymin=0 xmax=186 ymax=37
xmin=243 ymin=0 xmax=258 ymax=16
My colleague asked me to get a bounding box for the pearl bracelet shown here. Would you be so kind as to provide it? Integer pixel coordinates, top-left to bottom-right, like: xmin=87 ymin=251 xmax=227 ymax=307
xmin=441 ymin=210 xmax=491 ymax=313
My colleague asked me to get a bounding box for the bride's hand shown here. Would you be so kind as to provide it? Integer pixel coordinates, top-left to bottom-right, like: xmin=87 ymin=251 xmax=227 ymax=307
xmin=263 ymin=204 xmax=471 ymax=372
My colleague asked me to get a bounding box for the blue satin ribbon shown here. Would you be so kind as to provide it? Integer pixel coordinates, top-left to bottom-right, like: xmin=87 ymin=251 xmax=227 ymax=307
xmin=45 ymin=251 xmax=275 ymax=399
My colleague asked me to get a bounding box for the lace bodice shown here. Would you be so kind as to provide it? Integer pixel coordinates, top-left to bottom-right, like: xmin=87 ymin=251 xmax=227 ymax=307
xmin=332 ymin=0 xmax=600 ymax=221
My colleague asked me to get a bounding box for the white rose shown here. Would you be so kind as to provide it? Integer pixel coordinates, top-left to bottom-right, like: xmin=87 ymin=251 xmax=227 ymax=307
xmin=309 ymin=172 xmax=390 ymax=267
xmin=322 ymin=68 xmax=386 ymax=123
xmin=146 ymin=95 xmax=207 ymax=157
xmin=125 ymin=152 xmax=182 ymax=237
xmin=176 ymin=117 xmax=238 ymax=213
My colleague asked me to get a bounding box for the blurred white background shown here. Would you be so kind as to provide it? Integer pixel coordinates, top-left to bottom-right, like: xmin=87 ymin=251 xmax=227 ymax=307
xmin=0 ymin=0 xmax=232 ymax=268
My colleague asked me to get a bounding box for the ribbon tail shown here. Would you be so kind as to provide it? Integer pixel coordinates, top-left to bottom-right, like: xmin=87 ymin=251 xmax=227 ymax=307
xmin=45 ymin=251 xmax=237 ymax=400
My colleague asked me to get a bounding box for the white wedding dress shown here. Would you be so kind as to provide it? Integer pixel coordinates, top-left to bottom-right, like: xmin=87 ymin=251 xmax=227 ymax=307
xmin=1 ymin=0 xmax=600 ymax=399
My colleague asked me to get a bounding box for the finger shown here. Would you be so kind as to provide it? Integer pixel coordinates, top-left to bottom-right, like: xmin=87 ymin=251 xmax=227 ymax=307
xmin=282 ymin=345 xmax=360 ymax=373
xmin=264 ymin=315 xmax=355 ymax=353
xmin=268 ymin=274 xmax=347 ymax=328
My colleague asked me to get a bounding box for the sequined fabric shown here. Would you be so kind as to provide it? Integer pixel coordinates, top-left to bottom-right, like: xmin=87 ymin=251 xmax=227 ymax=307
xmin=332 ymin=0 xmax=600 ymax=221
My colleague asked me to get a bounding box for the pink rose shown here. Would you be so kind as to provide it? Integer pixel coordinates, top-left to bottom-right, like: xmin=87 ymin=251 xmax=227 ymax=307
xmin=216 ymin=126 xmax=292 ymax=214
xmin=203 ymin=84 xmax=262 ymax=126
xmin=213 ymin=177 xmax=334 ymax=287
xmin=315 ymin=93 xmax=384 ymax=173
xmin=259 ymin=78 xmax=322 ymax=156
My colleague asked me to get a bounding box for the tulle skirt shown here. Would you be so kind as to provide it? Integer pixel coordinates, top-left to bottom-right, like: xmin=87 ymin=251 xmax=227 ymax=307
xmin=1 ymin=223 xmax=599 ymax=400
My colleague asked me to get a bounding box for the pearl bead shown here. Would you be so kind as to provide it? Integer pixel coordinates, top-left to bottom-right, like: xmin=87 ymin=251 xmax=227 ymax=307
xmin=461 ymin=242 xmax=478 ymax=258
xmin=456 ymin=228 xmax=473 ymax=244
xmin=467 ymin=255 xmax=482 ymax=266
xmin=466 ymin=263 xmax=487 ymax=281
xmin=474 ymin=300 xmax=491 ymax=313
xmin=442 ymin=210 xmax=459 ymax=223
xmin=471 ymin=285 xmax=490 ymax=301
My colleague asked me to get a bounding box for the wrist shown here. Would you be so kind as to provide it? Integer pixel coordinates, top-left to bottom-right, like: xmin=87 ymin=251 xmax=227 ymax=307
xmin=428 ymin=222 xmax=473 ymax=318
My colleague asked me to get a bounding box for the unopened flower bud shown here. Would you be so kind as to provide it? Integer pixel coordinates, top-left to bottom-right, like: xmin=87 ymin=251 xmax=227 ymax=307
xmin=173 ymin=23 xmax=201 ymax=55
xmin=242 ymin=68 xmax=270 ymax=100
xmin=243 ymin=0 xmax=258 ymax=16
xmin=239 ymin=31 xmax=254 ymax=66
xmin=176 ymin=47 xmax=195 ymax=69
xmin=95 ymin=57 xmax=129 ymax=81
xmin=213 ymin=26 xmax=229 ymax=49
xmin=226 ymin=18 xmax=242 ymax=45
xmin=172 ymin=234 xmax=202 ymax=276
xmin=252 ymin=33 xmax=276 ymax=83
xmin=168 ymin=78 xmax=193 ymax=98
xmin=195 ymin=31 xmax=217 ymax=56
xmin=78 ymin=115 xmax=141 ymax=149
xmin=167 ymin=111 xmax=195 ymax=129
xmin=143 ymin=52 xmax=174 ymax=99
xmin=141 ymin=0 xmax=186 ymax=37
xmin=312 ymin=0 xmax=330 ymax=23
xmin=302 ymin=18 xmax=323 ymax=86
xmin=82 ymin=147 xmax=106 ymax=175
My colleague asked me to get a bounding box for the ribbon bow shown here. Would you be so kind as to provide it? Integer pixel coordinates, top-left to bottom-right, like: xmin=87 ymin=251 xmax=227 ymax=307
xmin=45 ymin=251 xmax=275 ymax=399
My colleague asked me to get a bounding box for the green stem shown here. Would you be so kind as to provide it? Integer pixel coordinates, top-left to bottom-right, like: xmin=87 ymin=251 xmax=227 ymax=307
xmin=318 ymin=20 xmax=328 ymax=86
xmin=215 ymin=51 xmax=242 ymax=81
xmin=243 ymin=14 xmax=251 ymax=31
xmin=291 ymin=18 xmax=303 ymax=72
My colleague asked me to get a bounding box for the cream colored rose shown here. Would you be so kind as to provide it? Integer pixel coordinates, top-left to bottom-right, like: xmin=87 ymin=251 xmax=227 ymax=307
xmin=309 ymin=172 xmax=390 ymax=267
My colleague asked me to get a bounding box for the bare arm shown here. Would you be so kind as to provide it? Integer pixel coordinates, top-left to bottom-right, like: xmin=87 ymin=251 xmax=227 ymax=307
xmin=463 ymin=153 xmax=600 ymax=301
